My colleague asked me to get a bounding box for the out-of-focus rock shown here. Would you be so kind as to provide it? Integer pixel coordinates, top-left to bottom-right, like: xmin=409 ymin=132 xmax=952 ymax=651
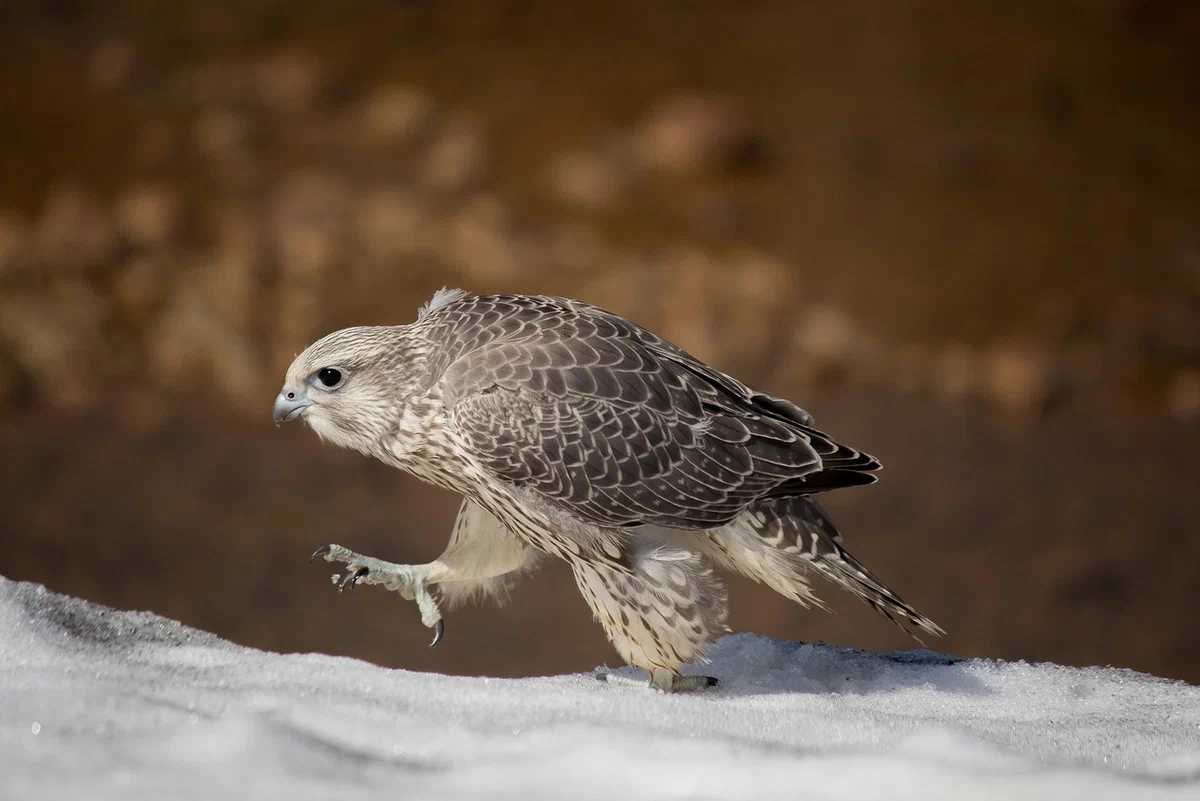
xmin=1150 ymin=298 xmax=1200 ymax=355
xmin=684 ymin=189 xmax=743 ymax=237
xmin=150 ymin=282 xmax=265 ymax=411
xmin=637 ymin=92 xmax=763 ymax=175
xmin=0 ymin=285 xmax=109 ymax=409
xmin=207 ymin=209 xmax=263 ymax=329
xmin=148 ymin=284 xmax=206 ymax=389
xmin=884 ymin=342 xmax=931 ymax=393
xmin=443 ymin=194 xmax=520 ymax=286
xmin=33 ymin=184 xmax=116 ymax=275
xmin=793 ymin=304 xmax=867 ymax=366
xmin=51 ymin=281 xmax=110 ymax=329
xmin=575 ymin=251 xmax=658 ymax=325
xmin=135 ymin=119 xmax=176 ymax=169
xmin=194 ymin=107 xmax=250 ymax=160
xmin=714 ymin=248 xmax=793 ymax=360
xmin=659 ymin=245 xmax=720 ymax=362
xmin=358 ymin=85 xmax=434 ymax=147
xmin=353 ymin=186 xmax=429 ymax=266
xmin=0 ymin=213 xmax=29 ymax=277
xmin=90 ymin=40 xmax=134 ymax=89
xmin=728 ymin=247 xmax=791 ymax=307
xmin=214 ymin=335 xmax=269 ymax=413
xmin=271 ymin=284 xmax=325 ymax=375
xmin=982 ymin=343 xmax=1055 ymax=413
xmin=256 ymin=51 xmax=328 ymax=115
xmin=116 ymin=388 xmax=170 ymax=436
xmin=218 ymin=152 xmax=264 ymax=195
xmin=115 ymin=184 xmax=182 ymax=249
xmin=546 ymin=221 xmax=612 ymax=275
xmin=268 ymin=169 xmax=351 ymax=282
xmin=112 ymin=256 xmax=167 ymax=322
xmin=932 ymin=344 xmax=978 ymax=400
xmin=0 ymin=351 xmax=13 ymax=406
xmin=268 ymin=171 xmax=349 ymax=359
xmin=1060 ymin=340 xmax=1105 ymax=388
xmin=421 ymin=115 xmax=487 ymax=193
xmin=842 ymin=132 xmax=889 ymax=178
xmin=1165 ymin=368 xmax=1200 ymax=420
xmin=544 ymin=148 xmax=629 ymax=211
xmin=941 ymin=136 xmax=994 ymax=191
xmin=171 ymin=63 xmax=255 ymax=107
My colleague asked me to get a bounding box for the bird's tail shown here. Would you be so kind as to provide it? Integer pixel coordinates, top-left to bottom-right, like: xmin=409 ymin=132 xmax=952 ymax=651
xmin=807 ymin=535 xmax=946 ymax=643
xmin=702 ymin=496 xmax=945 ymax=643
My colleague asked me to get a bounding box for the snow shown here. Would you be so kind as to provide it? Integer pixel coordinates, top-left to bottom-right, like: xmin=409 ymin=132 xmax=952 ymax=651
xmin=2 ymin=576 xmax=1198 ymax=800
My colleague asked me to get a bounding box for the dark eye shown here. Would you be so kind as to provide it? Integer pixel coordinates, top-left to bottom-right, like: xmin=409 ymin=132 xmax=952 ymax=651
xmin=316 ymin=368 xmax=343 ymax=388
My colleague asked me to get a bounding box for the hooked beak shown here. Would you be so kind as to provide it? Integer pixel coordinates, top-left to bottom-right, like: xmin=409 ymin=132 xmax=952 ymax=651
xmin=273 ymin=390 xmax=312 ymax=427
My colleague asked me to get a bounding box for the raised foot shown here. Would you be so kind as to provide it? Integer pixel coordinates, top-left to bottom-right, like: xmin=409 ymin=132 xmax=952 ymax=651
xmin=310 ymin=543 xmax=444 ymax=647
xmin=596 ymin=670 xmax=718 ymax=694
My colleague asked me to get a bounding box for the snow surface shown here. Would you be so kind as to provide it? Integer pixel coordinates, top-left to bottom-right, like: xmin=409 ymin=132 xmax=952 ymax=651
xmin=2 ymin=576 xmax=1199 ymax=800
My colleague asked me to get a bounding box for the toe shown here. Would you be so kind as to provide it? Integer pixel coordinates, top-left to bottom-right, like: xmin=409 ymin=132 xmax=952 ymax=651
xmin=338 ymin=566 xmax=369 ymax=592
xmin=310 ymin=544 xmax=333 ymax=563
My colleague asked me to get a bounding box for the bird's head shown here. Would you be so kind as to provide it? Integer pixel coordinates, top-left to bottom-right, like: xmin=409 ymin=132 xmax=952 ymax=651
xmin=273 ymin=325 xmax=426 ymax=454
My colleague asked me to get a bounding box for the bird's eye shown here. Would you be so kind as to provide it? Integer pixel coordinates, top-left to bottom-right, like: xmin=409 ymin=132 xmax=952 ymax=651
xmin=316 ymin=367 xmax=344 ymax=388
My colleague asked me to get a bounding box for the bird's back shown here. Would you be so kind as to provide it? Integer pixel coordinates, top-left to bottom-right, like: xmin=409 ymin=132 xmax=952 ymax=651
xmin=410 ymin=292 xmax=879 ymax=532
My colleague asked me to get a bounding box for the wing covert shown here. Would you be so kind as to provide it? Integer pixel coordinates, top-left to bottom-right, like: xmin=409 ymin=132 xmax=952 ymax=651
xmin=435 ymin=297 xmax=872 ymax=530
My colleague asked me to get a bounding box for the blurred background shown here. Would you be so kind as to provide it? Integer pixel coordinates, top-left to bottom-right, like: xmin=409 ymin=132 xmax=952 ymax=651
xmin=1 ymin=0 xmax=1199 ymax=683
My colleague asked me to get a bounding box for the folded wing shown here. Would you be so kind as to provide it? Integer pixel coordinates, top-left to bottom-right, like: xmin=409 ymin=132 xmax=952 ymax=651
xmin=438 ymin=295 xmax=880 ymax=530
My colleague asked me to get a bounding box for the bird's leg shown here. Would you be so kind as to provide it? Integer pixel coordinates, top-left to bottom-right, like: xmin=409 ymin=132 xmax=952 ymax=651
xmin=310 ymin=544 xmax=444 ymax=647
xmin=595 ymin=669 xmax=719 ymax=693
xmin=649 ymin=671 xmax=719 ymax=693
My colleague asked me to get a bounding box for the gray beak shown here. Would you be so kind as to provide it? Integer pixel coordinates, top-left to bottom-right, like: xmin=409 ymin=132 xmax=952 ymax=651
xmin=273 ymin=390 xmax=312 ymax=427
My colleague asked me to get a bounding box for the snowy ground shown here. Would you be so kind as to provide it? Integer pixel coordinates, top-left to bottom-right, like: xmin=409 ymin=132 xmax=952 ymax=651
xmin=2 ymin=576 xmax=1198 ymax=800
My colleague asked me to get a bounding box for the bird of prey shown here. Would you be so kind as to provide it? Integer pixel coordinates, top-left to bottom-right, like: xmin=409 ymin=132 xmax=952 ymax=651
xmin=274 ymin=289 xmax=943 ymax=692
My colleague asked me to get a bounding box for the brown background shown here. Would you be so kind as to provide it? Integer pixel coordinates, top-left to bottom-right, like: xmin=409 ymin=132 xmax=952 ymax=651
xmin=1 ymin=0 xmax=1198 ymax=683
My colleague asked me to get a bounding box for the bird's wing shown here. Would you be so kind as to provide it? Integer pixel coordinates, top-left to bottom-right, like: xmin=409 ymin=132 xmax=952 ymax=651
xmin=437 ymin=296 xmax=878 ymax=530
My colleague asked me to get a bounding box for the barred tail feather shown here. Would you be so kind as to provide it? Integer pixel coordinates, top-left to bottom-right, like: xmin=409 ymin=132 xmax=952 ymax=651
xmin=809 ymin=542 xmax=946 ymax=643
xmin=700 ymin=496 xmax=945 ymax=643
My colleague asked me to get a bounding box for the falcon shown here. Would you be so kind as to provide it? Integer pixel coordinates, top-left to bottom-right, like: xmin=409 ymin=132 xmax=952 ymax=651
xmin=273 ymin=289 xmax=943 ymax=692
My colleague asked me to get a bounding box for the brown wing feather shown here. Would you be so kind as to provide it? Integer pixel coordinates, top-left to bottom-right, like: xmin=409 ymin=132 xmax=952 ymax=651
xmin=433 ymin=294 xmax=879 ymax=529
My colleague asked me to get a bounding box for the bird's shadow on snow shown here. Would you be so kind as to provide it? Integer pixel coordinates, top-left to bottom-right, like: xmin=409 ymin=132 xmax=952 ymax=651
xmin=600 ymin=633 xmax=992 ymax=699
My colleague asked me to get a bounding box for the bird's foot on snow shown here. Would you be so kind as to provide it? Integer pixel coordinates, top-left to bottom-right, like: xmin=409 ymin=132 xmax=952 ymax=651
xmin=595 ymin=669 xmax=718 ymax=694
xmin=310 ymin=544 xmax=444 ymax=647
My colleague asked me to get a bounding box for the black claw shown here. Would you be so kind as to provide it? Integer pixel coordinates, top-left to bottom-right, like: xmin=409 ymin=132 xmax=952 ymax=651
xmin=310 ymin=545 xmax=332 ymax=563
xmin=429 ymin=619 xmax=445 ymax=648
xmin=704 ymin=676 xmax=719 ymax=688
xmin=338 ymin=566 xmax=369 ymax=592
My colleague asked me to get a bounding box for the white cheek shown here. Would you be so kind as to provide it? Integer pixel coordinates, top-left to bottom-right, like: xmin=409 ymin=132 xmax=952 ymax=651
xmin=304 ymin=411 xmax=350 ymax=448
